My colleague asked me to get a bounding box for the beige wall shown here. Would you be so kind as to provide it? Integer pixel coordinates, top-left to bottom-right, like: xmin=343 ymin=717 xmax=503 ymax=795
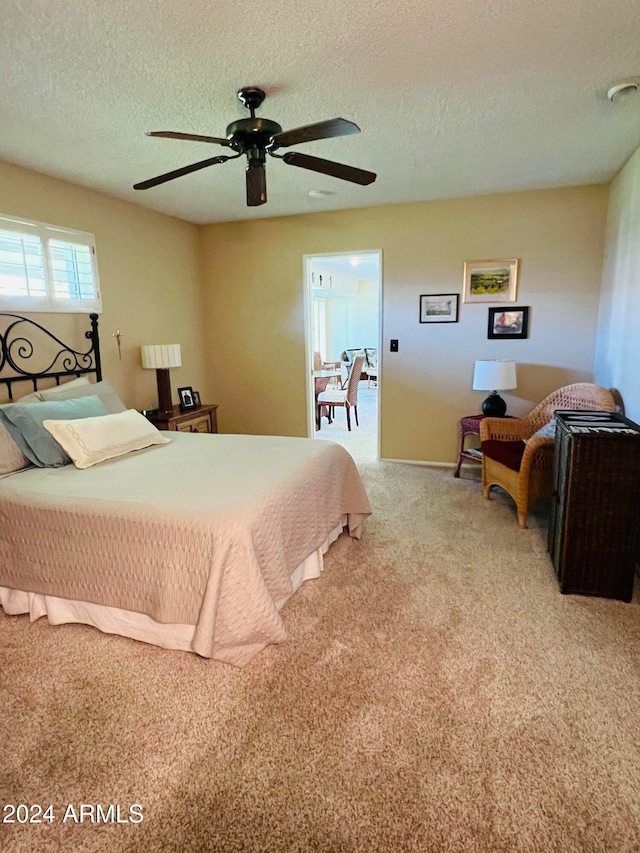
xmin=0 ymin=160 xmax=610 ymax=463
xmin=594 ymin=144 xmax=640 ymax=423
xmin=0 ymin=160 xmax=206 ymax=410
xmin=200 ymin=186 xmax=609 ymax=462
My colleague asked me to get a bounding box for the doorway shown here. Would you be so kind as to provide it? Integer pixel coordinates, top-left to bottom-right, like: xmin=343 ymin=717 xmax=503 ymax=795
xmin=303 ymin=251 xmax=382 ymax=461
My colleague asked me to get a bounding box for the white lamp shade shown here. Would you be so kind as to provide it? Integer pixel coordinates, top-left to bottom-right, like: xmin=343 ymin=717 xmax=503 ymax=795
xmin=472 ymin=359 xmax=517 ymax=391
xmin=141 ymin=344 xmax=182 ymax=370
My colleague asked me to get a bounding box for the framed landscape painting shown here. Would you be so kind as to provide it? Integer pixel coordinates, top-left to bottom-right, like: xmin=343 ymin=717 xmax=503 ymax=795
xmin=463 ymin=258 xmax=519 ymax=303
xmin=419 ymin=293 xmax=459 ymax=323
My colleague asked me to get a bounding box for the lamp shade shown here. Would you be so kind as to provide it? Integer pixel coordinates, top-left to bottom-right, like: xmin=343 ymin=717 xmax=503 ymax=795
xmin=141 ymin=344 xmax=182 ymax=370
xmin=472 ymin=359 xmax=517 ymax=392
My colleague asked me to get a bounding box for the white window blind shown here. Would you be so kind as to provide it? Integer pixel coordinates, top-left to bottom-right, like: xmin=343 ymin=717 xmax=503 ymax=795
xmin=0 ymin=214 xmax=102 ymax=312
xmin=327 ymin=298 xmax=348 ymax=362
xmin=313 ymin=297 xmax=328 ymax=360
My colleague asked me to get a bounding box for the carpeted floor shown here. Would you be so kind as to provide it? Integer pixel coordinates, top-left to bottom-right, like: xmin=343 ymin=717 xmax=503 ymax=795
xmin=1 ymin=455 xmax=639 ymax=852
xmin=315 ymin=382 xmax=378 ymax=463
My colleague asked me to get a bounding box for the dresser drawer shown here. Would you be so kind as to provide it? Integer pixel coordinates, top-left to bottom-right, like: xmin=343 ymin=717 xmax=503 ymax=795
xmin=144 ymin=404 xmax=218 ymax=434
xmin=177 ymin=412 xmax=212 ymax=433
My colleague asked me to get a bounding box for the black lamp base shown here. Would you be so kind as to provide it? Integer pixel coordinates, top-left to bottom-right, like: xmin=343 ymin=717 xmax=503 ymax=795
xmin=481 ymin=392 xmax=507 ymax=418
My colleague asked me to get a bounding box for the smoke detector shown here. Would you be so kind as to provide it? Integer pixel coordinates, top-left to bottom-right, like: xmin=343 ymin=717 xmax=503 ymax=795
xmin=606 ymin=79 xmax=640 ymax=102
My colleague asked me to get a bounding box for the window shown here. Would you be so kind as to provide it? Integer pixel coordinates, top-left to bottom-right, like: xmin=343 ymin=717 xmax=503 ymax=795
xmin=313 ymin=297 xmax=327 ymax=361
xmin=0 ymin=214 xmax=101 ymax=313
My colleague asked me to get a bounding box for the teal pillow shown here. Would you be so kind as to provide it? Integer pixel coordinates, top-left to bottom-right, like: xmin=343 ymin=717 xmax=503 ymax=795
xmin=0 ymin=395 xmax=108 ymax=467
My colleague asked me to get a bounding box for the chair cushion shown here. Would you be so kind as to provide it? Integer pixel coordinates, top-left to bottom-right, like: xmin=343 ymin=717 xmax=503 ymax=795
xmin=481 ymin=439 xmax=527 ymax=472
xmin=317 ymin=389 xmax=347 ymax=405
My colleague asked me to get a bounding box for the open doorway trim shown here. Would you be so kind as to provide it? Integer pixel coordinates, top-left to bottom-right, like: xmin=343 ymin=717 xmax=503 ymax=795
xmin=302 ymin=249 xmax=383 ymax=460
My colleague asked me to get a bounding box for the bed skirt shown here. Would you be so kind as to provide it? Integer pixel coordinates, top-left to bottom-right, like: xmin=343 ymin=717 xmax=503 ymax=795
xmin=0 ymin=521 xmax=344 ymax=664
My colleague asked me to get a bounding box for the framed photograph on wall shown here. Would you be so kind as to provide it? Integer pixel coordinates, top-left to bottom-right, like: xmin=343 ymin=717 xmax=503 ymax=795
xmin=419 ymin=293 xmax=459 ymax=323
xmin=463 ymin=258 xmax=519 ymax=303
xmin=178 ymin=386 xmax=196 ymax=410
xmin=487 ymin=306 xmax=529 ymax=339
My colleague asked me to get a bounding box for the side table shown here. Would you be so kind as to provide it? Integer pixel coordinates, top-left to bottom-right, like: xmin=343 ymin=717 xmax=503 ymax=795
xmin=453 ymin=414 xmax=484 ymax=477
xmin=144 ymin=404 xmax=218 ymax=434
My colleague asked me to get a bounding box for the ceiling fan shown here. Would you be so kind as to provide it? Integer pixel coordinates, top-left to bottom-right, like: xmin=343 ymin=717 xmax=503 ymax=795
xmin=133 ymin=87 xmax=377 ymax=206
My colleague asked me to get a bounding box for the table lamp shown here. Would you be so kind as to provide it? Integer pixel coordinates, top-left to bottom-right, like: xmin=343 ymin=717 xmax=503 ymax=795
xmin=141 ymin=344 xmax=182 ymax=416
xmin=473 ymin=359 xmax=517 ymax=417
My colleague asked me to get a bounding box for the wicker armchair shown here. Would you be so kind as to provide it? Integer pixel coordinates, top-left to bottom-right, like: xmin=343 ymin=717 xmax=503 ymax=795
xmin=480 ymin=383 xmax=616 ymax=528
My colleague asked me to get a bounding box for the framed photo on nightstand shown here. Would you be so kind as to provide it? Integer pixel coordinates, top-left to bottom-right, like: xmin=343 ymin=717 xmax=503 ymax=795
xmin=178 ymin=386 xmax=196 ymax=410
xmin=192 ymin=390 xmax=201 ymax=407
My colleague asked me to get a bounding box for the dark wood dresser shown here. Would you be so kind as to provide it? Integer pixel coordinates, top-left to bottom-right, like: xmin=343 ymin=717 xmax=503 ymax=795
xmin=547 ymin=410 xmax=640 ymax=602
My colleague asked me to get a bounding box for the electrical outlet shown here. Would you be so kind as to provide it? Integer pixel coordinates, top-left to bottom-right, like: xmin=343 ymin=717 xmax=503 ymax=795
xmin=390 ymin=339 xmax=399 ymax=352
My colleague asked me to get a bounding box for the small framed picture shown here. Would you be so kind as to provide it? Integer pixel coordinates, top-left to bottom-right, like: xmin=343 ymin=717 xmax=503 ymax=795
xmin=487 ymin=307 xmax=529 ymax=339
xmin=463 ymin=258 xmax=519 ymax=303
xmin=192 ymin=390 xmax=201 ymax=407
xmin=419 ymin=293 xmax=459 ymax=323
xmin=178 ymin=386 xmax=196 ymax=410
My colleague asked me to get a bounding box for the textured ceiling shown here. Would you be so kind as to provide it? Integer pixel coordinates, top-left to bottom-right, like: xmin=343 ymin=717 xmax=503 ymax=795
xmin=2 ymin=0 xmax=640 ymax=224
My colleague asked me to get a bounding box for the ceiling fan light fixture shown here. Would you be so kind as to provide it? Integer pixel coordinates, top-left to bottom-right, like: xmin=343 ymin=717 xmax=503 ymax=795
xmin=606 ymin=79 xmax=640 ymax=102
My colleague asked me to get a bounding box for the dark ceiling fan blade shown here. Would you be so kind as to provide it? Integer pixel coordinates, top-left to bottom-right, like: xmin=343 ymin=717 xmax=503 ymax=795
xmin=281 ymin=151 xmax=376 ymax=186
xmin=246 ymin=162 xmax=267 ymax=206
xmin=146 ymin=131 xmax=231 ymax=146
xmin=133 ymin=155 xmax=231 ymax=190
xmin=272 ymin=118 xmax=360 ymax=149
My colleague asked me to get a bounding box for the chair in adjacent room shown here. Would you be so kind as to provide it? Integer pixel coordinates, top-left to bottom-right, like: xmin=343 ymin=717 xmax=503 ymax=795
xmin=317 ymin=355 xmax=365 ymax=431
xmin=315 ymin=375 xmax=332 ymax=429
xmin=341 ymin=348 xmax=368 ymax=381
xmin=479 ymin=382 xmax=616 ymax=528
xmin=364 ymin=347 xmax=378 ymax=388
xmin=314 ymin=351 xmax=342 ymax=387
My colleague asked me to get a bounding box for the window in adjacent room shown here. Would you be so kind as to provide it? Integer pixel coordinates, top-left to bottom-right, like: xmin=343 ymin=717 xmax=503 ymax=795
xmin=0 ymin=213 xmax=102 ymax=313
xmin=312 ymin=296 xmax=328 ymax=360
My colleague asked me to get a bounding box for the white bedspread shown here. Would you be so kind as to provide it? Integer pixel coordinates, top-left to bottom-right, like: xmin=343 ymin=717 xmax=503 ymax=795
xmin=0 ymin=432 xmax=371 ymax=665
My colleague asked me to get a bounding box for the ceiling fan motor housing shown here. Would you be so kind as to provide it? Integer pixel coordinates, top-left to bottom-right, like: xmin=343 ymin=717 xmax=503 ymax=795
xmin=225 ymin=117 xmax=283 ymax=154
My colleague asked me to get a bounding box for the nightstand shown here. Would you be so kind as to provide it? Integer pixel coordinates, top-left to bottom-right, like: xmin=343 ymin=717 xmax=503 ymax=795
xmin=453 ymin=414 xmax=484 ymax=477
xmin=145 ymin=404 xmax=218 ymax=434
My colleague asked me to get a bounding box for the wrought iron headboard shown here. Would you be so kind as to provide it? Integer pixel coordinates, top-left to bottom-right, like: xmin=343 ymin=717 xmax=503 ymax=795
xmin=0 ymin=313 xmax=102 ymax=400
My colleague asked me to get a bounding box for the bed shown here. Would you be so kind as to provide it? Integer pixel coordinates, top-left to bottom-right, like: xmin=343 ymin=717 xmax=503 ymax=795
xmin=0 ymin=314 xmax=371 ymax=666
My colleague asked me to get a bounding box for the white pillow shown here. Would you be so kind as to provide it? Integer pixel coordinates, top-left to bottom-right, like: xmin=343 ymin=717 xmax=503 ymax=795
xmin=42 ymin=409 xmax=170 ymax=469
xmin=37 ymin=378 xmax=126 ymax=413
xmin=34 ymin=376 xmax=91 ymax=398
xmin=1 ymin=378 xmax=90 ymax=406
xmin=15 ymin=390 xmax=43 ymax=403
